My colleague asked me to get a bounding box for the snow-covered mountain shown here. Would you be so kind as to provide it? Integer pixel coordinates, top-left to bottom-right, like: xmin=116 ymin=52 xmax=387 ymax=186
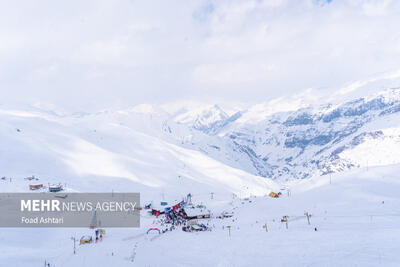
xmin=2 ymin=80 xmax=400 ymax=267
xmin=163 ymin=88 xmax=400 ymax=181
xmin=173 ymin=105 xmax=226 ymax=132
xmin=0 ymin=104 xmax=276 ymax=200
xmin=2 ymin=85 xmax=400 ymax=184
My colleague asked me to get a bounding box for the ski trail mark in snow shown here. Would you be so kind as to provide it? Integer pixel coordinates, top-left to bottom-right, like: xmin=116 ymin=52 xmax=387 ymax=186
xmin=122 ymin=233 xmax=146 ymax=241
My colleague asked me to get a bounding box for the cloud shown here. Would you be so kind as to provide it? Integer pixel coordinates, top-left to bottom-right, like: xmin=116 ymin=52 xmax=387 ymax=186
xmin=0 ymin=0 xmax=400 ymax=111
xmin=28 ymin=64 xmax=59 ymax=81
xmin=361 ymin=0 xmax=392 ymax=16
xmin=193 ymin=61 xmax=277 ymax=84
xmin=76 ymin=40 xmax=127 ymax=64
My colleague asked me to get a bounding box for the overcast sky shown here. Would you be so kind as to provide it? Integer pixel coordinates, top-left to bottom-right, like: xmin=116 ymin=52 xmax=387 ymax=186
xmin=1 ymin=0 xmax=400 ymax=111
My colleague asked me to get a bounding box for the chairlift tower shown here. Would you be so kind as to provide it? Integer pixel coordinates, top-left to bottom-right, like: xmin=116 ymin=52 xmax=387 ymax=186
xmin=71 ymin=237 xmax=76 ymax=254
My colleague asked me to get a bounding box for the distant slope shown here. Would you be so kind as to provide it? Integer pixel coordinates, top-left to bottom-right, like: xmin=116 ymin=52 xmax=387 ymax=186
xmin=0 ymin=107 xmax=276 ymax=199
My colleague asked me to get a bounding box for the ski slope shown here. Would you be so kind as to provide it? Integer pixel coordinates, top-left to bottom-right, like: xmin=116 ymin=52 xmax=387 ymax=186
xmin=0 ymin=105 xmax=400 ymax=266
xmin=1 ymin=163 xmax=400 ymax=266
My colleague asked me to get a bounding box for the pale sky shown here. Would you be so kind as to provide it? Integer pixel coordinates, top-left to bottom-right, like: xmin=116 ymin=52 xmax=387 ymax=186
xmin=1 ymin=0 xmax=400 ymax=111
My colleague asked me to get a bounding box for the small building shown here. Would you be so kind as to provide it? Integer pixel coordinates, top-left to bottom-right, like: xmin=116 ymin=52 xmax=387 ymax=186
xmin=29 ymin=184 xmax=43 ymax=190
xmin=80 ymin=236 xmax=92 ymax=245
xmin=49 ymin=184 xmax=63 ymax=192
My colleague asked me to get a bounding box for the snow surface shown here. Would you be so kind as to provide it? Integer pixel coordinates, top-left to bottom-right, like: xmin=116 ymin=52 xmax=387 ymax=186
xmin=2 ymin=81 xmax=400 ymax=266
xmin=1 ymin=163 xmax=399 ymax=266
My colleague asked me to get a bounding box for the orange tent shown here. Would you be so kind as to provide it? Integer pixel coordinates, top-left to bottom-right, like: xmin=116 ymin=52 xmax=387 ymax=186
xmin=269 ymin=192 xmax=280 ymax=198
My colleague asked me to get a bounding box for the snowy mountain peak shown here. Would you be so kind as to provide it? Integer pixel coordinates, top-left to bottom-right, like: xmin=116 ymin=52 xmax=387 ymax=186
xmin=166 ymin=87 xmax=400 ymax=181
xmin=171 ymin=104 xmax=232 ymax=134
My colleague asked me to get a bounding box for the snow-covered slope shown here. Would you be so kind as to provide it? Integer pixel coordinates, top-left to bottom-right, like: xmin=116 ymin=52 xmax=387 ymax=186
xmin=2 ymin=161 xmax=400 ymax=266
xmin=0 ymin=106 xmax=276 ymax=199
xmin=4 ymin=87 xmax=400 ymax=186
xmin=1 ymin=82 xmax=400 ymax=266
xmin=169 ymin=89 xmax=400 ymax=181
xmin=0 ymin=104 xmax=282 ymax=266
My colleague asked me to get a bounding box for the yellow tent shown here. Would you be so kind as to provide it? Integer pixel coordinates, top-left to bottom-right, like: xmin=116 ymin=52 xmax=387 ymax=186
xmin=269 ymin=192 xmax=280 ymax=198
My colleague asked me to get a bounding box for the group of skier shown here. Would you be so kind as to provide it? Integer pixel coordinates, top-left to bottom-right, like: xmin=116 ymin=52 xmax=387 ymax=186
xmin=95 ymin=229 xmax=104 ymax=243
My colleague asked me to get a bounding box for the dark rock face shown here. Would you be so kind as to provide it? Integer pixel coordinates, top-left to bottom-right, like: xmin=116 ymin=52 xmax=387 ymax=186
xmin=284 ymin=112 xmax=315 ymax=126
